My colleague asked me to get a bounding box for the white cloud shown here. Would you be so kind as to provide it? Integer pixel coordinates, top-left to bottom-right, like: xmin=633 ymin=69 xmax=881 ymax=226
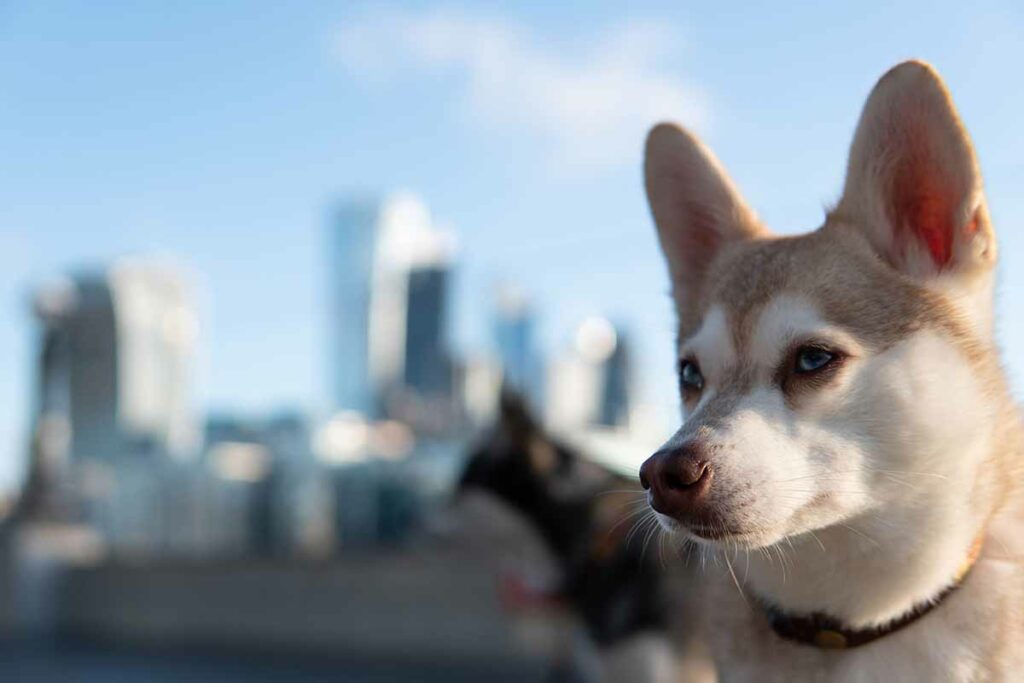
xmin=336 ymin=8 xmax=709 ymax=172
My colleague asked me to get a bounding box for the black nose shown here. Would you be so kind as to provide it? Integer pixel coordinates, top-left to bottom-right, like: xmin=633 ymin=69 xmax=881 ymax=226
xmin=639 ymin=443 xmax=713 ymax=519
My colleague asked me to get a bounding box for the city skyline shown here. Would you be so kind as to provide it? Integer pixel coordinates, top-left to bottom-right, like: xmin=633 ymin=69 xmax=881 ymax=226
xmin=10 ymin=191 xmax=641 ymax=559
xmin=3 ymin=2 xmax=1024 ymax=493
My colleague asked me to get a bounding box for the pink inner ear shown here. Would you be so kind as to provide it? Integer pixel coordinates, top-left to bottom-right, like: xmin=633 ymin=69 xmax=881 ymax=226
xmin=892 ymin=176 xmax=955 ymax=268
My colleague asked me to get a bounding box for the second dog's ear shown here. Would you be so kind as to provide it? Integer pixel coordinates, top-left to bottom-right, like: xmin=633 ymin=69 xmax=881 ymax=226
xmin=644 ymin=123 xmax=764 ymax=327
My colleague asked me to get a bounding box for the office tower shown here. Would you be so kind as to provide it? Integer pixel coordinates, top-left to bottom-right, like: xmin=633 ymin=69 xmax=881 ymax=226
xmin=403 ymin=265 xmax=451 ymax=398
xmin=29 ymin=261 xmax=198 ymax=464
xmin=493 ymin=284 xmax=540 ymax=405
xmin=329 ymin=193 xmax=455 ymax=419
xmin=545 ymin=316 xmax=632 ymax=430
xmin=598 ymin=328 xmax=631 ymax=428
xmin=330 ymin=199 xmax=380 ymax=415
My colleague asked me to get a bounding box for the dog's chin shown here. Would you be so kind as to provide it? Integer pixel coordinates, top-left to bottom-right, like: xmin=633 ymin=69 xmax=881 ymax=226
xmin=654 ymin=511 xmax=783 ymax=549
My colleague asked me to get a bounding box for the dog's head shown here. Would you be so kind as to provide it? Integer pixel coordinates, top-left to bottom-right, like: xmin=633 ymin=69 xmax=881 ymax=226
xmin=640 ymin=61 xmax=1007 ymax=550
xmin=459 ymin=393 xmax=600 ymax=558
xmin=460 ymin=393 xmax=670 ymax=643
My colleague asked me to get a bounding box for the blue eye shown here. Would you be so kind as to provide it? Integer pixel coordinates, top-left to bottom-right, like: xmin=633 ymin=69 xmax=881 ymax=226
xmin=679 ymin=360 xmax=704 ymax=392
xmin=795 ymin=346 xmax=835 ymax=374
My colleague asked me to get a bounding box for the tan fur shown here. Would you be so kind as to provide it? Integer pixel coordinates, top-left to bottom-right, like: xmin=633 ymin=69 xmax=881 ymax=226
xmin=642 ymin=61 xmax=1024 ymax=681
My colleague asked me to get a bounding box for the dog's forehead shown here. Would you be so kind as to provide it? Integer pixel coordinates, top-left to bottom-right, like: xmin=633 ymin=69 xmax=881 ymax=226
xmin=685 ymin=295 xmax=827 ymax=370
xmin=703 ymin=238 xmax=805 ymax=349
xmin=682 ymin=226 xmax=945 ymax=356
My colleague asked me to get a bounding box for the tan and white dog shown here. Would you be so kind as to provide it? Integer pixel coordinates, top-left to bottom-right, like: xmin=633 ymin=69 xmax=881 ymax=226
xmin=639 ymin=61 xmax=1024 ymax=681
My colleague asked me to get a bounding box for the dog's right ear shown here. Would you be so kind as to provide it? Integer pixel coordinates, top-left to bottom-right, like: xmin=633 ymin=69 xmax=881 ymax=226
xmin=644 ymin=123 xmax=764 ymax=323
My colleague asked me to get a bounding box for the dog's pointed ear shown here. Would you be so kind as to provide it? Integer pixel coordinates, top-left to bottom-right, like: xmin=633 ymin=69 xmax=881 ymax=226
xmin=836 ymin=61 xmax=994 ymax=279
xmin=644 ymin=123 xmax=765 ymax=322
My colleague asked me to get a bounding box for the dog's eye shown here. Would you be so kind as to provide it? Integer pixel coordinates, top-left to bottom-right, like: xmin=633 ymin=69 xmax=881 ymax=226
xmin=794 ymin=346 xmax=835 ymax=374
xmin=679 ymin=359 xmax=704 ymax=392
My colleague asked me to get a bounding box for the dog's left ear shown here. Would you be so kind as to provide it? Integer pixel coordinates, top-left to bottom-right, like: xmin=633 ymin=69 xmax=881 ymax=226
xmin=837 ymin=61 xmax=995 ymax=280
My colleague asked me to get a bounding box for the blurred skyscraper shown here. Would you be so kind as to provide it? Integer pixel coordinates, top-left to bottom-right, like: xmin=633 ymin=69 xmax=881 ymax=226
xmin=330 ymin=200 xmax=380 ymax=415
xmin=598 ymin=327 xmax=631 ymax=427
xmin=404 ymin=265 xmax=451 ymax=398
xmin=329 ymin=194 xmax=456 ymax=426
xmin=30 ymin=261 xmax=198 ymax=466
xmin=493 ymin=284 xmax=540 ymax=407
xmin=546 ymin=317 xmax=631 ymax=431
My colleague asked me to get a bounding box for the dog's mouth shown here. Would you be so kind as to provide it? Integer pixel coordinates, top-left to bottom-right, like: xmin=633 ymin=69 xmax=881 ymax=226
xmin=656 ymin=511 xmax=776 ymax=547
xmin=686 ymin=523 xmax=751 ymax=540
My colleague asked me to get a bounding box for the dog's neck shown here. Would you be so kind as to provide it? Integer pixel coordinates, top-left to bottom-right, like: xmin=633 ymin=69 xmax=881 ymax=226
xmin=741 ymin=503 xmax=985 ymax=630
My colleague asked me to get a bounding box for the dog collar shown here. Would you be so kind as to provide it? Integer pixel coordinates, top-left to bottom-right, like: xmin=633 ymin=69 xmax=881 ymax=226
xmin=760 ymin=534 xmax=984 ymax=650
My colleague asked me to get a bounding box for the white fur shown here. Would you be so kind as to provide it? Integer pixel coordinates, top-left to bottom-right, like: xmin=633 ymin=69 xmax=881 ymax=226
xmin=748 ymin=295 xmax=863 ymax=369
xmin=682 ymin=305 xmax=735 ymax=386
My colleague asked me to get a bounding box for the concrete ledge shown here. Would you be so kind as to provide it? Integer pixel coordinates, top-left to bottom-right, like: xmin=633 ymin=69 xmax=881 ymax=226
xmin=54 ymin=548 xmax=556 ymax=668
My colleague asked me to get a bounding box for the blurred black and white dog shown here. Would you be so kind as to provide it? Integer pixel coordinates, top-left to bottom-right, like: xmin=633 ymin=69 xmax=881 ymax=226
xmin=457 ymin=394 xmax=704 ymax=682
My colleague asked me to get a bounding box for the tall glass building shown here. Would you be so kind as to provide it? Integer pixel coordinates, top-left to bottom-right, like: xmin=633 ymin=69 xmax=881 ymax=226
xmin=30 ymin=261 xmax=198 ymax=463
xmin=598 ymin=327 xmax=631 ymax=428
xmin=329 ymin=200 xmax=381 ymax=415
xmin=330 ymin=194 xmax=455 ymax=419
xmin=493 ymin=285 xmax=539 ymax=405
xmin=403 ymin=265 xmax=451 ymax=398
xmin=545 ymin=317 xmax=630 ymax=430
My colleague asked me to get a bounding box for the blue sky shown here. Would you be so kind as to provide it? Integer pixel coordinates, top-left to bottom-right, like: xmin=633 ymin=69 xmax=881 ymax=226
xmin=2 ymin=1 xmax=1023 ymax=491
